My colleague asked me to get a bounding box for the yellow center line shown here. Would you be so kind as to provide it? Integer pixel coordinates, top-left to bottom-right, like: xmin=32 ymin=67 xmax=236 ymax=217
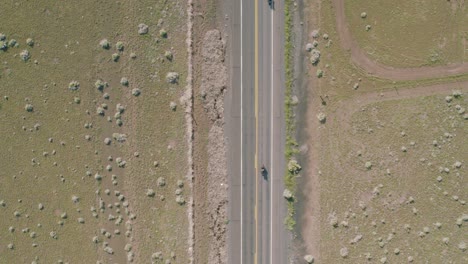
xmin=254 ymin=0 xmax=259 ymax=263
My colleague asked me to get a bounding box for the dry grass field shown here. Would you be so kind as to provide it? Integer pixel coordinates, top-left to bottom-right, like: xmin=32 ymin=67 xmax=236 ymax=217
xmin=318 ymin=92 xmax=467 ymax=262
xmin=0 ymin=0 xmax=189 ymax=263
xmin=345 ymin=0 xmax=468 ymax=68
xmin=297 ymin=0 xmax=468 ymax=263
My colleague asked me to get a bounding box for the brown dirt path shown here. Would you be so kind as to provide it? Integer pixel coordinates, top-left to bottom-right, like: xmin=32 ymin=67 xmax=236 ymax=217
xmin=332 ymin=81 xmax=468 ymax=130
xmin=333 ymin=0 xmax=468 ymax=81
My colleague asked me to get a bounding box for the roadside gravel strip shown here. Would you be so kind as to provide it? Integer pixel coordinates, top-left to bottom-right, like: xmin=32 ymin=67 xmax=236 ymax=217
xmin=182 ymin=0 xmax=195 ymax=263
xmin=200 ymin=29 xmax=229 ymax=264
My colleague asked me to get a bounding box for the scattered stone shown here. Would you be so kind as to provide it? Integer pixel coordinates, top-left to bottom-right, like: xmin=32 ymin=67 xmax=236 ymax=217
xmin=170 ymin=101 xmax=177 ymax=111
xmin=104 ymin=246 xmax=114 ymax=255
xmin=361 ymin=12 xmax=367 ymax=18
xmin=112 ymin=133 xmax=127 ymax=142
xmin=304 ymin=255 xmax=314 ymax=263
xmin=157 ymin=177 xmax=166 ymax=187
xmin=120 ymin=77 xmax=129 ymax=86
xmin=443 ymin=237 xmax=450 ymax=244
xmin=365 ymin=161 xmax=372 ymax=170
xmin=283 ymin=189 xmax=293 ymax=200
xmin=72 ymin=195 xmax=79 ymax=203
xmin=20 ymin=50 xmax=30 ymax=61
xmin=305 ymin=43 xmax=313 ymax=52
xmin=100 ymin=39 xmax=110 ymax=49
xmin=310 ymin=49 xmax=321 ymax=65
xmin=138 ymin=23 xmax=149 ymax=35
xmin=132 ymin=88 xmax=141 ymax=96
xmin=166 ymin=72 xmax=179 ymax=83
xmin=458 ymin=241 xmax=467 ymax=251
xmin=94 ymin=173 xmax=102 ymax=181
xmin=25 ymin=104 xmax=34 ymax=112
xmin=146 ymin=189 xmax=155 ymax=197
xmin=176 ymin=196 xmax=185 ymax=205
xmin=177 ymin=180 xmax=184 ymax=188
xmin=365 ymin=25 xmax=371 ymax=31
xmin=50 ymin=231 xmax=58 ymax=239
xmin=317 ymin=112 xmax=326 ymax=123
xmin=104 ymin=137 xmax=112 ymax=145
xmin=311 ymin=30 xmax=319 ymax=38
xmin=26 ymin=38 xmax=34 ymax=46
xmin=339 ymin=247 xmax=349 ymax=258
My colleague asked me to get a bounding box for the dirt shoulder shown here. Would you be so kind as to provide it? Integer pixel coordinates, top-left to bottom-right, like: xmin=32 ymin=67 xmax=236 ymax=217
xmin=332 ymin=0 xmax=468 ymax=81
xmin=191 ymin=0 xmax=229 ymax=263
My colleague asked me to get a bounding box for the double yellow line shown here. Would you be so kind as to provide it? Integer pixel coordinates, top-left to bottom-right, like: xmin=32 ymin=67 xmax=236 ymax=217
xmin=254 ymin=0 xmax=259 ymax=263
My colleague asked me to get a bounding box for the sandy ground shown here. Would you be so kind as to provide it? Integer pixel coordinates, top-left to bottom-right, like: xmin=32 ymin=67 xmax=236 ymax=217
xmin=299 ymin=0 xmax=468 ymax=261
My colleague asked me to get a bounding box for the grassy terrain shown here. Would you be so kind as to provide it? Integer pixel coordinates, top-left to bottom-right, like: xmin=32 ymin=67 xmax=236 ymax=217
xmin=345 ymin=0 xmax=468 ymax=68
xmin=284 ymin=0 xmax=301 ymax=231
xmin=318 ymin=94 xmax=467 ymax=262
xmin=0 ymin=0 xmax=188 ymax=263
xmin=298 ymin=0 xmax=468 ymax=262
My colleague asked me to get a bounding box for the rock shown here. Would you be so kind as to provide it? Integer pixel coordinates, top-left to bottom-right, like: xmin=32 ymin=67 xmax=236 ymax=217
xmin=311 ymin=30 xmax=319 ymax=39
xmin=340 ymin=247 xmax=349 ymax=258
xmin=99 ymin=39 xmax=110 ymax=49
xmin=166 ymin=72 xmax=179 ymax=83
xmin=138 ymin=23 xmax=149 ymax=35
xmin=20 ymin=50 xmax=30 ymax=61
xmin=310 ymin=49 xmax=321 ymax=65
xmin=283 ymin=189 xmax=293 ymax=200
xmin=304 ymin=255 xmax=314 ymax=263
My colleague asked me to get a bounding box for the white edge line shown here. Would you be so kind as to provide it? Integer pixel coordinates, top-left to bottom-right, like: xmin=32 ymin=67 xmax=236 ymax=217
xmin=270 ymin=6 xmax=274 ymax=264
xmin=270 ymin=4 xmax=275 ymax=264
xmin=240 ymin=0 xmax=243 ymax=263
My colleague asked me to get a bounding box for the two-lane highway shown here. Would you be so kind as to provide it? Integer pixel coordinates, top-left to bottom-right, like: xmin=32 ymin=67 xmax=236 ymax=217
xmin=226 ymin=0 xmax=286 ymax=263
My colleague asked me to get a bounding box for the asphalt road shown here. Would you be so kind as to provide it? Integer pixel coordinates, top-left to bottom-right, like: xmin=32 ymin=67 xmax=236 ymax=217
xmin=226 ymin=0 xmax=286 ymax=263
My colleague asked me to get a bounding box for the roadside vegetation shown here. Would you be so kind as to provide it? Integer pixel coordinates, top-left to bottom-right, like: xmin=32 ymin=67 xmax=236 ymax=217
xmin=283 ymin=0 xmax=300 ymax=231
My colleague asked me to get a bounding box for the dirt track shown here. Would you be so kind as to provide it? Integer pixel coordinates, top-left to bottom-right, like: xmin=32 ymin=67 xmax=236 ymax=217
xmin=333 ymin=0 xmax=468 ymax=81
